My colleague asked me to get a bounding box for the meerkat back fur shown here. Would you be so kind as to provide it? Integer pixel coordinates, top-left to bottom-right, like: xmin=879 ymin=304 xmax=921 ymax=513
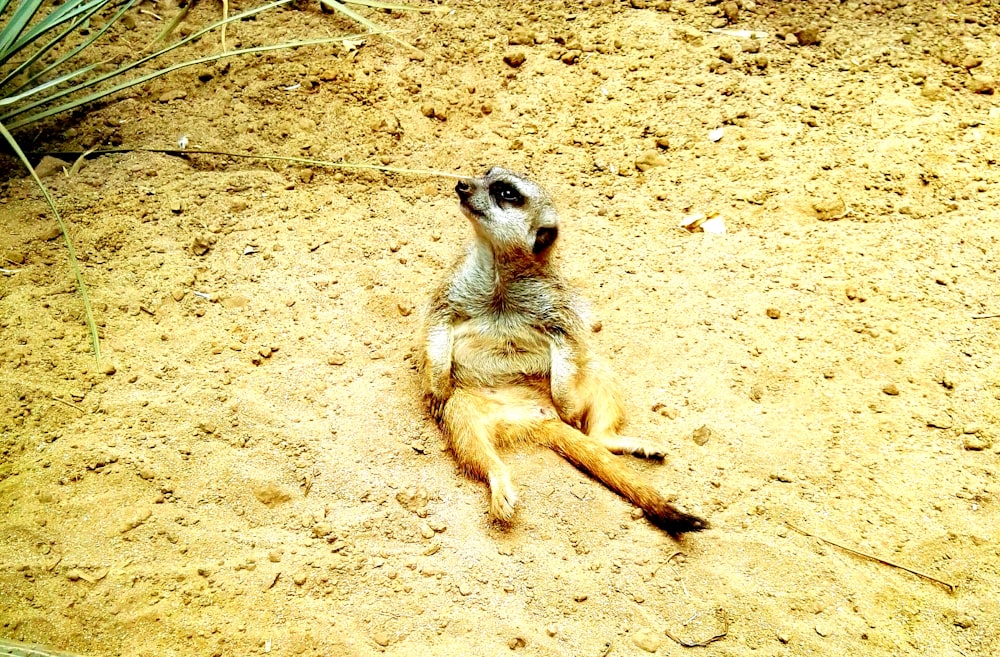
xmin=421 ymin=166 xmax=706 ymax=537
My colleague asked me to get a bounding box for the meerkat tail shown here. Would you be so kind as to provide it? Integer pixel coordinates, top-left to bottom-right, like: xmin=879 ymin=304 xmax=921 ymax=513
xmin=538 ymin=422 xmax=707 ymax=537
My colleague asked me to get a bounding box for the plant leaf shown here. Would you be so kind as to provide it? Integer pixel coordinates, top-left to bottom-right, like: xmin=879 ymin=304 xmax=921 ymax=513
xmin=0 ymin=119 xmax=102 ymax=365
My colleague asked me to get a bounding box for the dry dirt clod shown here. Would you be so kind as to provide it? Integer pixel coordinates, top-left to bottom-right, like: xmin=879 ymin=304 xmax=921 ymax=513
xmin=692 ymin=425 xmax=712 ymax=445
xmin=962 ymin=433 xmax=991 ymax=451
xmin=504 ymin=52 xmax=526 ymax=68
xmin=719 ymin=44 xmax=739 ymax=64
xmin=795 ymin=28 xmax=821 ymax=47
xmin=635 ymin=150 xmax=667 ymax=172
xmin=508 ymin=636 xmax=526 ymax=650
xmin=882 ymin=384 xmax=900 ymax=396
xmin=966 ymin=77 xmax=995 ymax=95
xmin=251 ymin=482 xmax=292 ymax=507
xmin=32 ymin=156 xmax=70 ymax=179
xmin=191 ymin=236 xmax=211 ymax=256
xmin=722 ymin=1 xmax=739 ymax=23
xmin=327 ymin=352 xmax=347 ymax=366
xmin=508 ymin=27 xmax=534 ymax=46
xmin=813 ymin=196 xmax=847 ymax=221
xmin=632 ymin=627 xmax=662 ymax=653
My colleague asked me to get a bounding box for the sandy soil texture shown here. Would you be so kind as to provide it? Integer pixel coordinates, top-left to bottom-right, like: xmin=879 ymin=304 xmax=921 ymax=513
xmin=1 ymin=1 xmax=999 ymax=655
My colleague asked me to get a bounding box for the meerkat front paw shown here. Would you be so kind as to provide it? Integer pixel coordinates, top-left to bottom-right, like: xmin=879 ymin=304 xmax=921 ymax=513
xmin=488 ymin=471 xmax=518 ymax=522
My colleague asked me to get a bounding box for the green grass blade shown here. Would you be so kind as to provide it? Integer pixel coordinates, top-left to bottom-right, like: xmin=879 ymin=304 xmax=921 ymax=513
xmin=0 ymin=119 xmax=102 ymax=366
xmin=0 ymin=61 xmax=99 ymax=106
xmin=1 ymin=0 xmax=294 ymax=123
xmin=6 ymin=32 xmax=377 ymax=129
xmin=0 ymin=0 xmax=17 ymax=19
xmin=5 ymin=0 xmax=114 ymax=60
xmin=0 ymin=0 xmax=47 ymax=58
xmin=0 ymin=0 xmax=136 ymax=93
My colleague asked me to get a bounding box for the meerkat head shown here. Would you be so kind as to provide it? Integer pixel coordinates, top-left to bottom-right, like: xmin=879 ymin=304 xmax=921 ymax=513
xmin=455 ymin=167 xmax=560 ymax=257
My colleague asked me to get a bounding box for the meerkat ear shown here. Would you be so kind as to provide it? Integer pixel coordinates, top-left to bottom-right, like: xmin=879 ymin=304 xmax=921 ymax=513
xmin=532 ymin=226 xmax=558 ymax=254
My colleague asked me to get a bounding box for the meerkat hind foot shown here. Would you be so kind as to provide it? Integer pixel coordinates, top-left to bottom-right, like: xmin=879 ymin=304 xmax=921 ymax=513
xmin=599 ymin=435 xmax=668 ymax=461
xmin=488 ymin=471 xmax=518 ymax=522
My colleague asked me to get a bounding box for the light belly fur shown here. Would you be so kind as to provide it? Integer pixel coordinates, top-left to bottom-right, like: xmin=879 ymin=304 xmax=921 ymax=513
xmin=450 ymin=317 xmax=551 ymax=388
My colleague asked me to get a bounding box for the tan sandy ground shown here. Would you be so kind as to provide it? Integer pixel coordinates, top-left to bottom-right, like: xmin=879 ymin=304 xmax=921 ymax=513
xmin=1 ymin=1 xmax=998 ymax=655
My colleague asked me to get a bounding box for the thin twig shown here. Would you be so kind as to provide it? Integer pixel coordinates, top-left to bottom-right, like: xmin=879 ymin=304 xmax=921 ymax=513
xmin=139 ymin=9 xmax=163 ymax=20
xmin=972 ymin=313 xmax=999 ymax=319
xmin=785 ymin=522 xmax=956 ymax=593
xmin=52 ymin=396 xmax=86 ymax=413
xmin=664 ymin=608 xmax=729 ymax=648
xmin=34 ymin=147 xmax=468 ymax=179
xmin=0 ymin=268 xmax=20 ymax=275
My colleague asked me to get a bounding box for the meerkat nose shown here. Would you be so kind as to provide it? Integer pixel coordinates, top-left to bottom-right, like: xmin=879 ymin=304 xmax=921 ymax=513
xmin=455 ymin=179 xmax=473 ymax=199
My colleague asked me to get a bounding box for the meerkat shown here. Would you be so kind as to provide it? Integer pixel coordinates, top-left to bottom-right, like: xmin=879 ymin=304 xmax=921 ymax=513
xmin=420 ymin=166 xmax=706 ymax=537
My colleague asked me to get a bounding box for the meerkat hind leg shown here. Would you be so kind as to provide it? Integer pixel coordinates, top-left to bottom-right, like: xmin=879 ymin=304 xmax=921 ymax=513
xmin=442 ymin=387 xmax=551 ymax=522
xmin=598 ymin=435 xmax=668 ymax=460
xmin=566 ymin=360 xmax=668 ymax=460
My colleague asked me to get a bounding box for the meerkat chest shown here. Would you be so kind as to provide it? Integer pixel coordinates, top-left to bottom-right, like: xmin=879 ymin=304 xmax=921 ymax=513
xmin=450 ymin=314 xmax=552 ymax=386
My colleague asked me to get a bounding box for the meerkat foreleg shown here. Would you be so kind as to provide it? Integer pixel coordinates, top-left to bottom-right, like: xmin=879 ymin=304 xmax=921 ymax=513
xmin=422 ymin=322 xmax=455 ymax=420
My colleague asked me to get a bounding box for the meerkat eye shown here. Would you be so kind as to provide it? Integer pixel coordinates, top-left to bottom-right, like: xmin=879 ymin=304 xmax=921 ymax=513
xmin=490 ymin=181 xmax=525 ymax=207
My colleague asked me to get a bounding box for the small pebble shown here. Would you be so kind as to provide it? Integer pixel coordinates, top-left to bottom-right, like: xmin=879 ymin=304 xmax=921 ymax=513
xmin=292 ymin=572 xmax=307 ymax=586
xmin=508 ymin=637 xmax=526 ymax=650
xmin=268 ymin=549 xmax=283 ymax=563
xmin=190 ymin=236 xmax=210 ymax=256
xmin=372 ymin=630 xmax=390 ymax=647
xmin=766 ymin=307 xmax=781 ymax=319
xmin=926 ymin=414 xmax=953 ymax=430
xmin=882 ymin=384 xmax=899 ymax=396
xmin=327 ymin=353 xmax=347 ymax=366
xmin=954 ymin=614 xmax=975 ymax=629
xmin=719 ymin=44 xmax=739 ymax=64
xmin=312 ymin=522 xmax=333 ymax=538
xmin=573 ymin=592 xmax=588 ymax=602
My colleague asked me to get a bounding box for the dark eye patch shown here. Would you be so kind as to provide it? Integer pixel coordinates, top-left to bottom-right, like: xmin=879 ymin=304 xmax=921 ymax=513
xmin=489 ymin=181 xmax=525 ymax=207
